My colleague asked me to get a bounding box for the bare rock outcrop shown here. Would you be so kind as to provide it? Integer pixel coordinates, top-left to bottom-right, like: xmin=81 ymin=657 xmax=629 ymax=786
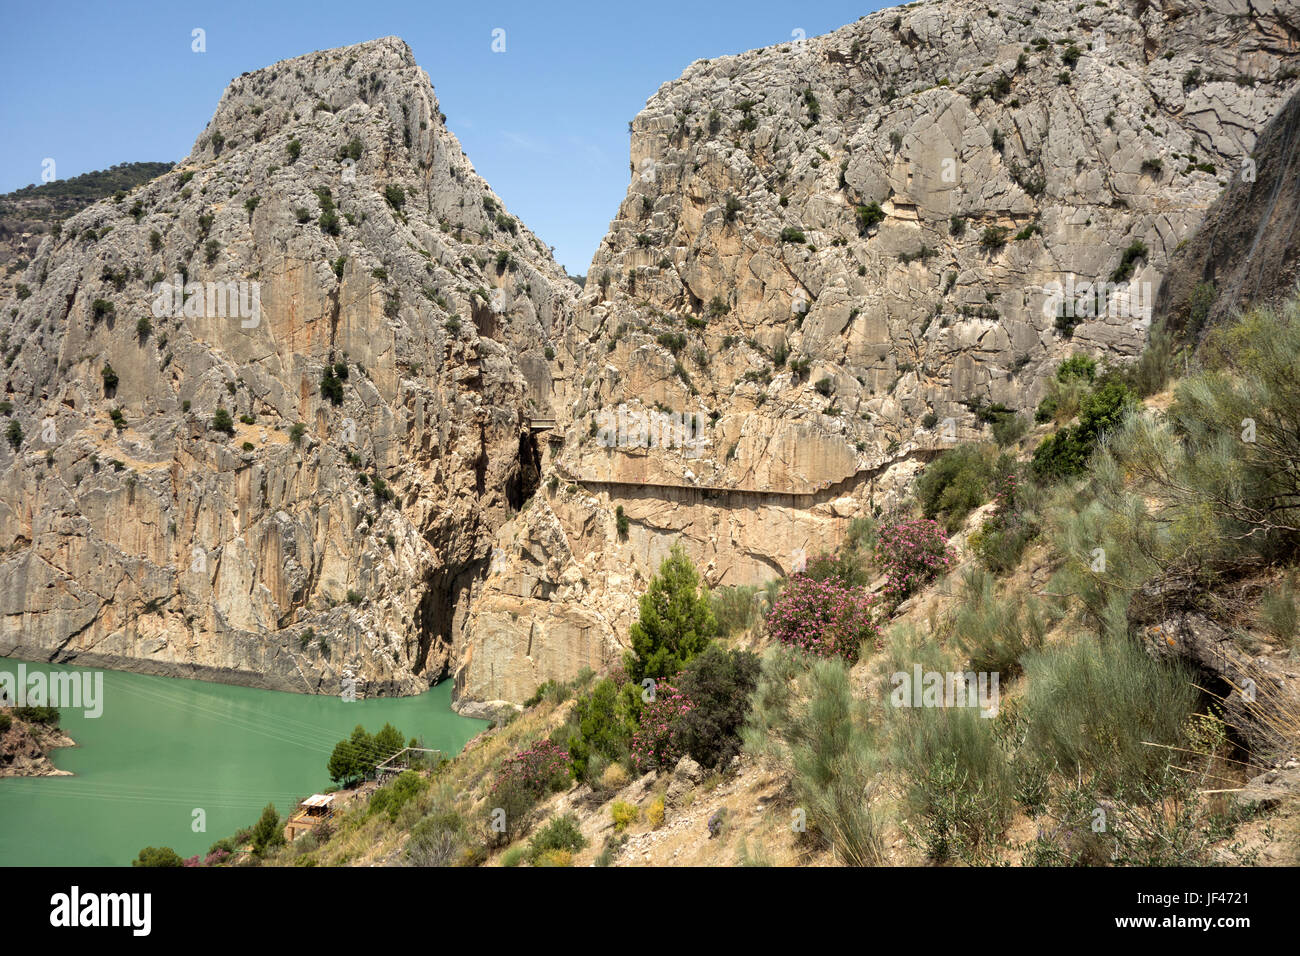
xmin=0 ymin=712 xmax=75 ymax=777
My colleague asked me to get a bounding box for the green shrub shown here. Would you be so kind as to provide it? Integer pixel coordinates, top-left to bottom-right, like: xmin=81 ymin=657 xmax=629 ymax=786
xmin=856 ymin=202 xmax=884 ymax=233
xmin=891 ymin=692 xmax=1015 ymax=863
xmin=1259 ymin=579 xmax=1298 ymax=645
xmin=915 ymin=443 xmax=998 ymax=531
xmin=803 ymin=545 xmax=871 ymax=588
xmin=1020 ymin=636 xmax=1196 ymax=796
xmin=327 ymin=723 xmax=404 ymax=786
xmin=655 ymin=331 xmax=686 ymax=354
xmin=951 ymin=567 xmax=1052 ymax=676
xmin=1056 ymin=354 xmax=1097 ymax=383
xmin=527 ymin=814 xmax=587 ymax=864
xmin=745 ymin=652 xmax=885 ymax=865
xmin=499 ymin=845 xmax=527 ymax=867
xmin=250 ymin=803 xmax=286 ymax=856
xmin=132 ymin=846 xmax=184 ymax=867
xmin=1031 ymin=378 xmax=1133 ymax=481
xmin=211 ymin=407 xmax=235 ymax=435
xmin=12 ymin=705 xmax=59 ymax=725
xmin=709 ymin=585 xmax=767 ymax=635
xmin=563 ymin=677 xmax=640 ymax=782
xmin=991 ymin=412 xmax=1028 ymax=447
xmin=674 ymin=645 xmax=761 ymax=769
xmin=980 ymin=226 xmax=1008 ymax=251
xmin=320 ymin=367 xmax=344 ymax=405
xmin=368 ymin=770 xmax=428 ymax=822
xmin=1109 ymin=239 xmax=1148 ymax=283
xmin=968 ymin=474 xmax=1039 ymax=575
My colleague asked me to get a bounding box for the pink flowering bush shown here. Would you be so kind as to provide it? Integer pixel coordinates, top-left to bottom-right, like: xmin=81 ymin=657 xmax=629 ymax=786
xmin=765 ymin=574 xmax=879 ymax=664
xmin=630 ymin=680 xmax=693 ymax=773
xmin=876 ymin=517 xmax=955 ymax=603
xmin=490 ymin=738 xmax=570 ymax=798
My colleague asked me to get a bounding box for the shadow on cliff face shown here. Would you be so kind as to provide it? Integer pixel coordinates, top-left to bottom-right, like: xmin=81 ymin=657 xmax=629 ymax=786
xmin=414 ymin=564 xmax=475 ymax=681
xmin=1156 ymin=85 xmax=1300 ymax=343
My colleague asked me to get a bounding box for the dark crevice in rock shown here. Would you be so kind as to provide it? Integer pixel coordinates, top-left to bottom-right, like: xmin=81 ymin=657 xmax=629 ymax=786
xmin=505 ymin=429 xmax=541 ymax=511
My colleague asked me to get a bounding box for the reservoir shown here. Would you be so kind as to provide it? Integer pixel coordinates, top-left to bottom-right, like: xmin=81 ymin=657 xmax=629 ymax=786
xmin=0 ymin=657 xmax=487 ymax=866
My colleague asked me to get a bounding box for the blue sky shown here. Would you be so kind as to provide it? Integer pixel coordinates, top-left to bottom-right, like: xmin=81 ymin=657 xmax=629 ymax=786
xmin=0 ymin=0 xmax=891 ymax=275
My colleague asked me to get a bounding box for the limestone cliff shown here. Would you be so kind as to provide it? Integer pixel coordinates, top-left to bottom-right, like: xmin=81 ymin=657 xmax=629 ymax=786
xmin=0 ymin=38 xmax=576 ymax=696
xmin=462 ymin=0 xmax=1300 ymax=705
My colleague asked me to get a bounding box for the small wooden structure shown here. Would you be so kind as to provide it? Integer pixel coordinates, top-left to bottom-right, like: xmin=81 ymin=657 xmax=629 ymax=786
xmin=284 ymin=793 xmax=337 ymax=842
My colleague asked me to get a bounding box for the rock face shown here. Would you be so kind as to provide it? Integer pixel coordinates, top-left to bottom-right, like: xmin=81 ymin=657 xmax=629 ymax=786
xmin=1156 ymin=82 xmax=1300 ymax=341
xmin=463 ymin=0 xmax=1300 ymax=704
xmin=1129 ymin=575 xmax=1300 ymax=762
xmin=0 ymin=38 xmax=576 ymax=697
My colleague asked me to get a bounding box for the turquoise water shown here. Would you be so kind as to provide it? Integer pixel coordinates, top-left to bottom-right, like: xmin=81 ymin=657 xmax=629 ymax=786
xmin=0 ymin=658 xmax=486 ymax=866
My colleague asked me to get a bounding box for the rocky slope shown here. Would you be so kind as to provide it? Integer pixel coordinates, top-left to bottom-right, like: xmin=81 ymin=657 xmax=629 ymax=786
xmin=465 ymin=0 xmax=1300 ymax=705
xmin=0 ymin=38 xmax=576 ymax=698
xmin=0 ymin=163 xmax=175 ymax=301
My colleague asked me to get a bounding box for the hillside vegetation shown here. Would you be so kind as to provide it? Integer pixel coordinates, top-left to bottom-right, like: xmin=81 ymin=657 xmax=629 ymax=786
xmin=159 ymin=289 xmax=1300 ymax=868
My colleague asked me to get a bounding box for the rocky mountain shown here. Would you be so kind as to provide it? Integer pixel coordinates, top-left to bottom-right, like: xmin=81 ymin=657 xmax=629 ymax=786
xmin=3 ymin=2 xmax=1300 ymax=712
xmin=465 ymin=0 xmax=1300 ymax=705
xmin=0 ymin=37 xmax=576 ymax=698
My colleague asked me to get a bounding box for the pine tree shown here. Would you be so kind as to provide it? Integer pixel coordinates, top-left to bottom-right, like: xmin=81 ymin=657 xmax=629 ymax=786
xmin=373 ymin=722 xmax=405 ymax=760
xmin=250 ymin=803 xmax=285 ymax=855
xmin=624 ymin=544 xmax=716 ymax=682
